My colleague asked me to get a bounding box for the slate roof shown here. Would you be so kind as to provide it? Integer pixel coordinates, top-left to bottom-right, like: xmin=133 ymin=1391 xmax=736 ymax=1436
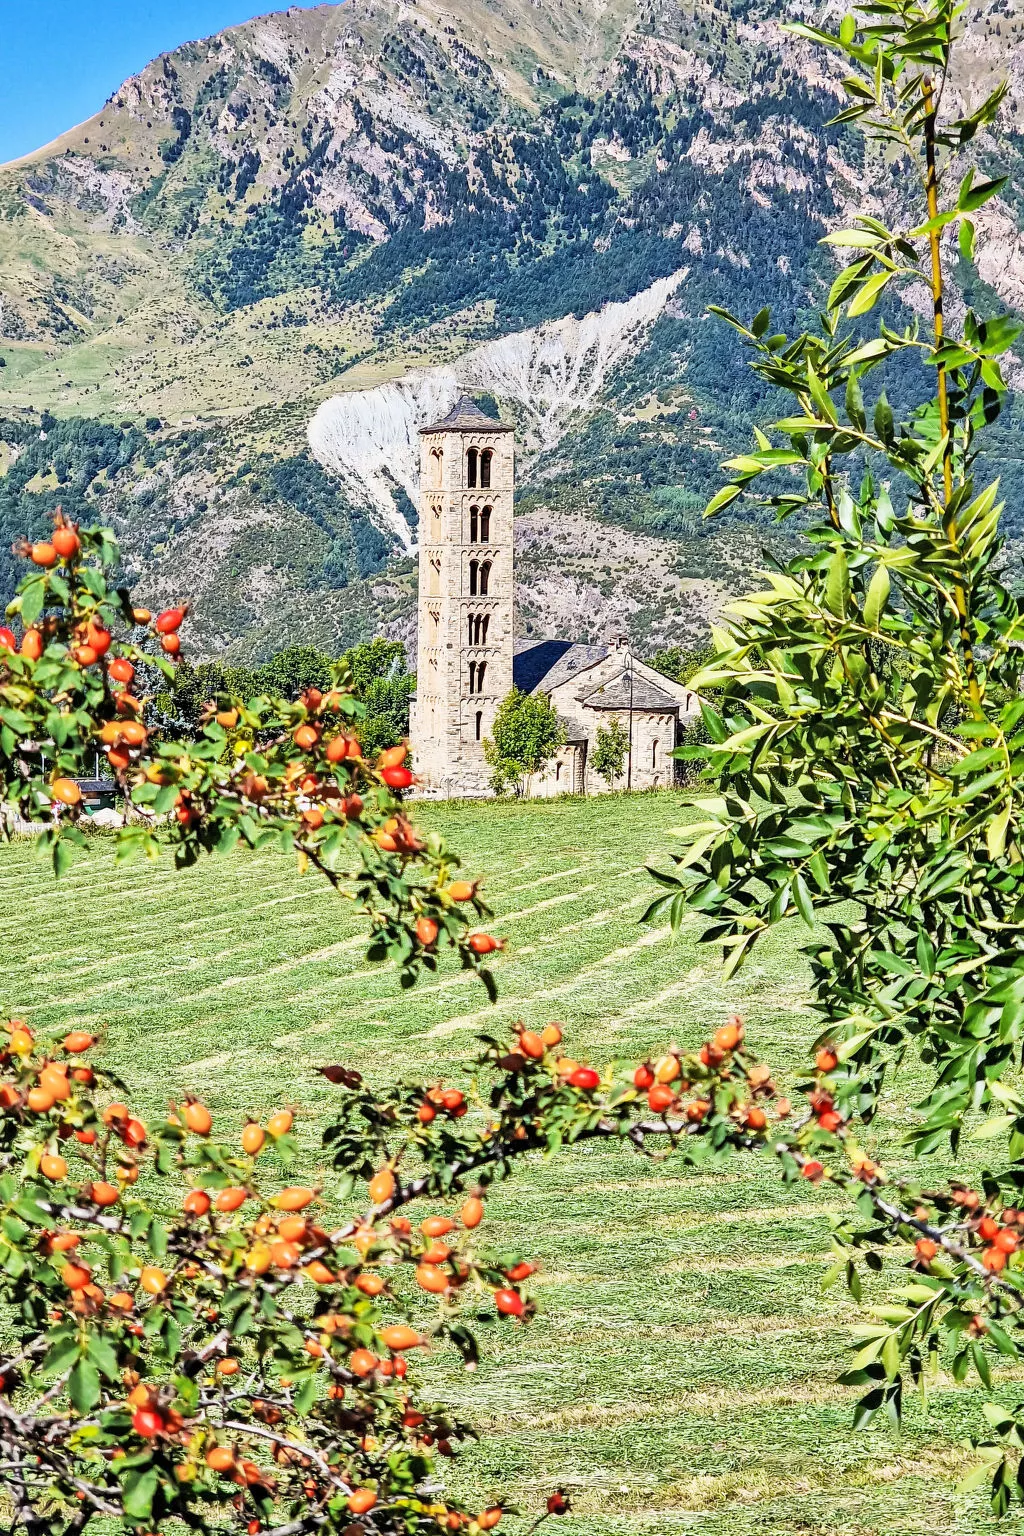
xmin=579 ymin=671 xmax=681 ymax=712
xmin=513 ymin=640 xmax=608 ymax=695
xmin=419 ymin=395 xmax=513 ymax=434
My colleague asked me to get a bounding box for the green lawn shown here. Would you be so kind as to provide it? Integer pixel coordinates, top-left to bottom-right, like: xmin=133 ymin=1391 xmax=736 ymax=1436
xmin=0 ymin=793 xmax=1005 ymax=1535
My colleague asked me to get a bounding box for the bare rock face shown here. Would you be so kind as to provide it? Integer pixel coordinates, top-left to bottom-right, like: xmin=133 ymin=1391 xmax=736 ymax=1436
xmin=307 ymin=272 xmax=686 ymax=544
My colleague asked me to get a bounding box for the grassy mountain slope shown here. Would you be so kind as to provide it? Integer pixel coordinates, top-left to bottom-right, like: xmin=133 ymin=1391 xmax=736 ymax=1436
xmin=2 ymin=0 xmax=1024 ymax=657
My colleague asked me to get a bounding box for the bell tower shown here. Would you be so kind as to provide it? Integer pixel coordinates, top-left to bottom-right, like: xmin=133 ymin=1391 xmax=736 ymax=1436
xmin=410 ymin=396 xmax=515 ymax=796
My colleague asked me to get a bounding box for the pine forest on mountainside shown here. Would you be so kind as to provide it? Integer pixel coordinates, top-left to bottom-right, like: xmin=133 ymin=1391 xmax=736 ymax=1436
xmin=2 ymin=0 xmax=1024 ymax=658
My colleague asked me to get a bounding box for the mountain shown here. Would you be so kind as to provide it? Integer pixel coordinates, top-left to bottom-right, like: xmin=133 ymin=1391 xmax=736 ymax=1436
xmin=2 ymin=0 xmax=1024 ymax=660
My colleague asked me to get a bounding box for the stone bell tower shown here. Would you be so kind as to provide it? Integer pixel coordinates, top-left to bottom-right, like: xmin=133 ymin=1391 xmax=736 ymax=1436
xmin=410 ymin=396 xmax=515 ymax=796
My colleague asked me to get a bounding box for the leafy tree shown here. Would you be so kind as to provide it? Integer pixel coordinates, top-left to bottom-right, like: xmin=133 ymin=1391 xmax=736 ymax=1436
xmin=591 ymin=716 xmax=629 ymax=786
xmin=648 ymin=644 xmax=713 ymax=685
xmin=646 ymin=0 xmax=1024 ymax=1506
xmin=260 ymin=645 xmax=334 ymax=700
xmin=341 ymin=638 xmax=406 ymax=694
xmin=483 ymin=689 xmax=565 ymax=796
xmin=340 ymin=639 xmax=414 ymax=759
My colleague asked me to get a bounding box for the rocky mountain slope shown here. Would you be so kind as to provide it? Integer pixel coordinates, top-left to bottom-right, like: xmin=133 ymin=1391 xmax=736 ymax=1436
xmin=2 ymin=0 xmax=1024 ymax=658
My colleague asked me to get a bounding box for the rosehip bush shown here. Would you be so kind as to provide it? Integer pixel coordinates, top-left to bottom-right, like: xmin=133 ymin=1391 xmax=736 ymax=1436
xmin=0 ymin=513 xmax=499 ymax=992
xmin=3 ymin=1010 xmax=1024 ymax=1532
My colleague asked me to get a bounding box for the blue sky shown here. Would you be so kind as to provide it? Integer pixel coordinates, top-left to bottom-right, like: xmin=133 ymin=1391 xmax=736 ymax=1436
xmin=0 ymin=1 xmax=331 ymax=164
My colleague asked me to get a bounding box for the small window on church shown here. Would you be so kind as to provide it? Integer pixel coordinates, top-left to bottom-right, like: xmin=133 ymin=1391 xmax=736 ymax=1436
xmin=480 ymin=506 xmax=491 ymax=541
xmin=555 ymin=761 xmax=562 ymax=782
xmin=651 ymin=739 xmax=659 ymax=770
xmin=468 ymin=661 xmax=477 ymax=694
xmin=479 ymin=449 xmax=493 ymax=489
xmin=470 ymin=505 xmax=479 ymax=542
xmin=476 ymin=660 xmax=486 ymax=693
xmin=475 ymin=710 xmax=482 ymax=741
xmin=467 ymin=447 xmax=478 ymax=489
xmin=429 ymin=558 xmax=441 ymax=596
xmin=469 ymin=559 xmax=479 ymax=597
xmin=480 ymin=614 xmax=490 ymax=645
xmin=479 ymin=560 xmax=491 ymax=596
xmin=430 ymin=447 xmax=443 ymax=489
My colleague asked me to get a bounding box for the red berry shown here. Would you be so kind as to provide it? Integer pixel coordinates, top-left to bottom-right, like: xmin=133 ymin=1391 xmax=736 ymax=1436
xmin=382 ymin=765 xmax=413 ymax=789
xmin=633 ymin=1064 xmax=654 ymax=1090
xmin=52 ymin=527 xmax=80 ymax=560
xmin=569 ymin=1067 xmax=600 ymax=1090
xmin=132 ymin=1408 xmax=163 ymax=1438
xmin=0 ymin=627 xmax=15 ymax=651
xmin=155 ymin=606 xmax=187 ymax=634
xmin=494 ymin=1288 xmax=525 ymax=1317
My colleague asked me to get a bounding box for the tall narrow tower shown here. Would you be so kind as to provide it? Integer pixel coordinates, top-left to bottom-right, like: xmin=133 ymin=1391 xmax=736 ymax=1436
xmin=411 ymin=397 xmax=515 ymax=796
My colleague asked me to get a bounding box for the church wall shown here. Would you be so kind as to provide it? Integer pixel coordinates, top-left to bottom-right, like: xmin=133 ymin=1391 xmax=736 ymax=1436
xmin=531 ymin=708 xmax=681 ymax=797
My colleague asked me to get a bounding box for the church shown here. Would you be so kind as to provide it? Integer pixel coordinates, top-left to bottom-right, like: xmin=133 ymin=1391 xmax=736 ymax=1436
xmin=409 ymin=397 xmax=700 ymax=798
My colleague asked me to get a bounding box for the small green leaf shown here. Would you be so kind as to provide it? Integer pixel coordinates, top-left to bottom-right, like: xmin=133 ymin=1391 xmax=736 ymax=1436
xmin=20 ymin=579 xmax=45 ymax=627
xmin=959 ymin=175 xmax=1007 ymax=212
xmin=704 ymin=484 xmax=742 ymax=518
xmin=121 ymin=1466 xmax=159 ymax=1519
xmin=68 ymin=1356 xmax=100 ymax=1413
xmin=848 ymin=269 xmax=895 ymax=317
xmin=845 ymin=371 xmax=866 ymax=431
xmin=825 ymin=547 xmax=850 ymax=618
xmin=987 ymin=803 xmax=1011 ymax=861
xmin=862 ymin=563 xmax=890 ymax=628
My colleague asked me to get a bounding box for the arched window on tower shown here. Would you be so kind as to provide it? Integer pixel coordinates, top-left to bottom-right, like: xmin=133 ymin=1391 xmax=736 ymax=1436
xmin=429 ymin=558 xmax=441 ymax=596
xmin=480 ymin=505 xmax=491 ymax=541
xmin=475 ymin=711 xmax=483 ymax=741
xmin=429 ymin=447 xmax=443 ymax=489
xmin=479 ymin=449 xmax=493 ymax=489
xmin=467 ymin=448 xmax=478 ymax=489
xmin=480 ymin=614 xmax=490 ymax=645
xmin=468 ymin=661 xmax=477 ymax=695
xmin=429 ymin=610 xmax=440 ymax=644
xmin=475 ymin=660 xmax=487 ymax=693
xmin=479 ymin=560 xmax=492 ymax=596
xmin=469 ymin=560 xmax=479 ymax=597
xmin=469 ymin=505 xmax=479 ymax=542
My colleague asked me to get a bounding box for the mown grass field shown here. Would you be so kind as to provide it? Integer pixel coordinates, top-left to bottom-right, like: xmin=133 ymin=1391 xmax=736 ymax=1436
xmin=0 ymin=792 xmax=1007 ymax=1535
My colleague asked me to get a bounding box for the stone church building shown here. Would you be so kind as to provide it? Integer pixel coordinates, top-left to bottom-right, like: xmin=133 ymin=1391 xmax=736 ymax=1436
xmin=409 ymin=397 xmax=699 ymax=798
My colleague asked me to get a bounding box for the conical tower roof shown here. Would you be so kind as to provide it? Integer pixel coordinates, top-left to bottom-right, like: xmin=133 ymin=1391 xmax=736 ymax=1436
xmin=419 ymin=394 xmax=512 ymax=434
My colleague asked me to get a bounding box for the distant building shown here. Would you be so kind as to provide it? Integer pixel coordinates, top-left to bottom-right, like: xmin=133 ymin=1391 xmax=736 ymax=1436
xmin=409 ymin=397 xmax=699 ymax=798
